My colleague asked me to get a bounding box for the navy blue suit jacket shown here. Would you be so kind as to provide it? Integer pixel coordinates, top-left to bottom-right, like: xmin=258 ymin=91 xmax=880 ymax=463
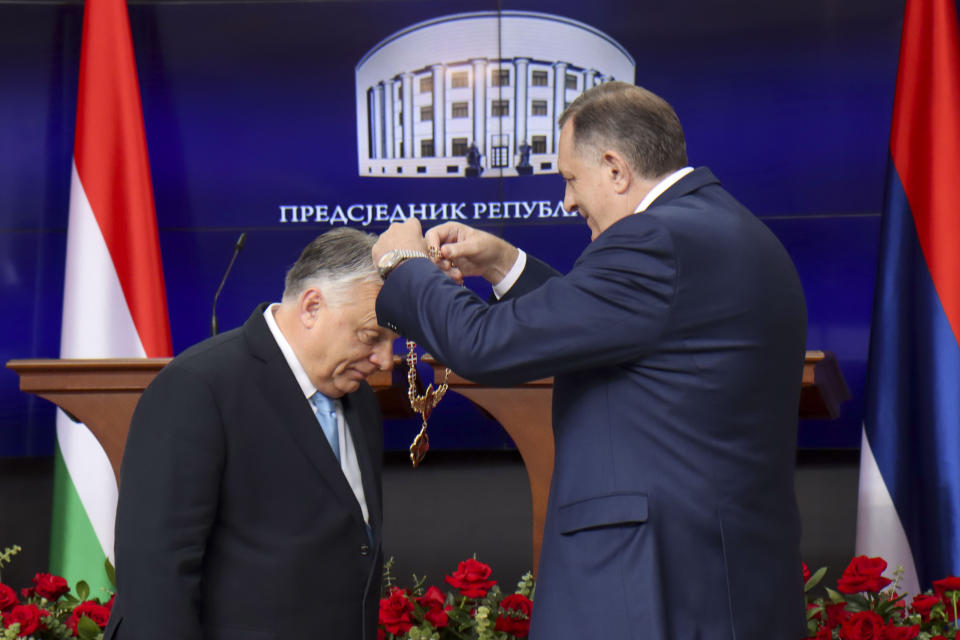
xmin=377 ymin=167 xmax=808 ymax=639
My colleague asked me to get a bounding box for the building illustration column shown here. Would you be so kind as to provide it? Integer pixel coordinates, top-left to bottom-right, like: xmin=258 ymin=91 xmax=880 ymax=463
xmin=471 ymin=58 xmax=487 ymax=156
xmin=371 ymin=83 xmax=384 ymax=159
xmin=552 ymin=62 xmax=568 ymax=153
xmin=514 ymin=57 xmax=529 ymax=153
xmin=401 ymin=72 xmax=413 ymax=158
xmin=584 ymin=68 xmax=597 ymax=89
xmin=384 ymin=80 xmax=396 ymax=159
xmin=431 ymin=64 xmax=446 ymax=157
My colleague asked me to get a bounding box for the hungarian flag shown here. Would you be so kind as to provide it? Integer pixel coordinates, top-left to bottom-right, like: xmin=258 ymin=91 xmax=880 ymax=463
xmin=855 ymin=0 xmax=960 ymax=595
xmin=52 ymin=0 xmax=171 ymax=595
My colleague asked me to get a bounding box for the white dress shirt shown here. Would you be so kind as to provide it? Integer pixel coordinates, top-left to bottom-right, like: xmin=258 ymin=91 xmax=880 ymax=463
xmin=263 ymin=304 xmax=370 ymax=525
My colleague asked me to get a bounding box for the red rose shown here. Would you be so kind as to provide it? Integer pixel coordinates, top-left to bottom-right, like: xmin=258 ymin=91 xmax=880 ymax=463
xmin=66 ymin=601 xmax=112 ymax=633
xmin=416 ymin=586 xmax=451 ymax=629
xmin=2 ymin=604 xmax=48 ymax=637
xmin=910 ymin=594 xmax=941 ymax=621
xmin=18 ymin=588 xmax=33 ymax=601
xmin=105 ymin=594 xmax=115 ymax=611
xmin=935 ymin=577 xmax=960 ymax=621
xmin=880 ymin=621 xmax=919 ymax=640
xmin=377 ymin=629 xmax=384 ymax=640
xmin=839 ymin=610 xmax=884 ymax=640
xmin=934 ymin=575 xmax=960 ymax=617
xmin=444 ymin=558 xmax=496 ymax=599
xmin=837 ymin=557 xmax=892 ymax=594
xmin=803 ymin=563 xmax=812 ymax=583
xmin=827 ymin=602 xmax=852 ymax=628
xmin=494 ymin=593 xmax=533 ymax=638
xmin=0 ymin=585 xmax=17 ymax=611
xmin=32 ymin=573 xmax=69 ymax=600
xmin=811 ymin=628 xmax=832 ymax=640
xmin=807 ymin=602 xmax=824 ymax=623
xmin=378 ymin=587 xmax=414 ymax=635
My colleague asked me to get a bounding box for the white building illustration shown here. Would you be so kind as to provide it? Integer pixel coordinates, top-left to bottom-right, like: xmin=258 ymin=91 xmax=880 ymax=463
xmin=355 ymin=11 xmax=635 ymax=178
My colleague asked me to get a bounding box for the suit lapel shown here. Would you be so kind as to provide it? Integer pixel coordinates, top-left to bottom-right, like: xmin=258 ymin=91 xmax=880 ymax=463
xmin=342 ymin=391 xmax=382 ymax=536
xmin=242 ymin=306 xmax=369 ymax=528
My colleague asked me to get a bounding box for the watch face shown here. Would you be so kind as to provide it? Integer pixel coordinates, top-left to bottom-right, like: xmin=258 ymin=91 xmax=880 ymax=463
xmin=378 ymin=251 xmax=397 ymax=269
xmin=378 ymin=251 xmax=399 ymax=277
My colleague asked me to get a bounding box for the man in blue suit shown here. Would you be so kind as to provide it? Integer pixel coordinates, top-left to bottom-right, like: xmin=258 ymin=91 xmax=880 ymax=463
xmin=373 ymin=82 xmax=807 ymax=639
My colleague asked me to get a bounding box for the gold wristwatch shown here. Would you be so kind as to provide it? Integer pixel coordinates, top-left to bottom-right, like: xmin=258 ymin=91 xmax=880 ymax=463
xmin=377 ymin=249 xmax=428 ymax=279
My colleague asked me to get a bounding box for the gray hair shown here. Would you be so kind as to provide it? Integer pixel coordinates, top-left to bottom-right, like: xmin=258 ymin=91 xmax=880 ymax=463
xmin=282 ymin=228 xmax=380 ymax=306
xmin=558 ymin=82 xmax=687 ymax=180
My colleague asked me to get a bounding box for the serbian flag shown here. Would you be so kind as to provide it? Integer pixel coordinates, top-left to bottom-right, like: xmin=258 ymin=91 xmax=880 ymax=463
xmin=855 ymin=0 xmax=960 ymax=595
xmin=52 ymin=0 xmax=171 ymax=595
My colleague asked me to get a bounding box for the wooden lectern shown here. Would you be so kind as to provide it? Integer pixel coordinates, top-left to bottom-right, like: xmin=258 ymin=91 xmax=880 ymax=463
xmin=7 ymin=350 xmax=848 ymax=572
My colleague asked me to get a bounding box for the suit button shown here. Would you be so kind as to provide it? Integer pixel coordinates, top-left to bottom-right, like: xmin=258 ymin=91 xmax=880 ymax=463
xmin=360 ymin=544 xmax=370 ymax=556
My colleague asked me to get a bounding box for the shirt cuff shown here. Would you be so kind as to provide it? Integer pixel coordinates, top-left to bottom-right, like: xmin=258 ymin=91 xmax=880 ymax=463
xmin=491 ymin=249 xmax=527 ymax=300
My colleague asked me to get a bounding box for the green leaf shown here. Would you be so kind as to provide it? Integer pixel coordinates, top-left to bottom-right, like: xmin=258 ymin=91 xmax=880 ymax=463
xmin=826 ymin=587 xmax=846 ymax=604
xmin=77 ymin=580 xmax=90 ymax=601
xmin=806 ymin=604 xmax=824 ymax=621
xmin=805 ymin=566 xmax=828 ymax=592
xmin=846 ymin=593 xmax=871 ymax=611
xmin=104 ymin=558 xmax=116 ymax=587
xmin=446 ymin=608 xmax=473 ymax=626
xmin=77 ymin=615 xmax=101 ymax=640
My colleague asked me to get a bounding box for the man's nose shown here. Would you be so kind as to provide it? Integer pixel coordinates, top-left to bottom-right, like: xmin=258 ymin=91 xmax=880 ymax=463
xmin=563 ymin=187 xmax=577 ymax=214
xmin=370 ymin=342 xmax=393 ymax=371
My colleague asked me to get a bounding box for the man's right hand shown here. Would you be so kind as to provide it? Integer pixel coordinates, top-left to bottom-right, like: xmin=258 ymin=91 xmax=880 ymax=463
xmin=425 ymin=222 xmax=519 ymax=285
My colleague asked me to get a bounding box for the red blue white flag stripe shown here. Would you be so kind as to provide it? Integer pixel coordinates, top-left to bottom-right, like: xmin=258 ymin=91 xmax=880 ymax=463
xmin=856 ymin=0 xmax=960 ymax=594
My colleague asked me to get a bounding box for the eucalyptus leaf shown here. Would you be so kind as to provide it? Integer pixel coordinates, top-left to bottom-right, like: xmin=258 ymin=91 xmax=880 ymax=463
xmin=805 ymin=566 xmax=828 ymax=592
xmin=77 ymin=580 xmax=90 ymax=601
xmin=105 ymin=558 xmax=116 ymax=587
xmin=826 ymin=587 xmax=846 ymax=604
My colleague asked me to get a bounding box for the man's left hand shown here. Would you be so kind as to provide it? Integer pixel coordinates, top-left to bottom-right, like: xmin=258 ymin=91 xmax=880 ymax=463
xmin=372 ymin=218 xmax=428 ymax=266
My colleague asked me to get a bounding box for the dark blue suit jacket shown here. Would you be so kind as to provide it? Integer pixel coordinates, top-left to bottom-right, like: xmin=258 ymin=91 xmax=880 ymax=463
xmin=105 ymin=306 xmax=383 ymax=640
xmin=377 ymin=167 xmax=807 ymax=639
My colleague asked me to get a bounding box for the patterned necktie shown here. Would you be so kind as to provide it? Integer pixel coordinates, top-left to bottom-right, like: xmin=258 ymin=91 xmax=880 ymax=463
xmin=309 ymin=391 xmax=340 ymax=463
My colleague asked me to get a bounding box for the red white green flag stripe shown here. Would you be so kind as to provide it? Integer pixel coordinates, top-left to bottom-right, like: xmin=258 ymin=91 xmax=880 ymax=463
xmin=52 ymin=0 xmax=171 ymax=596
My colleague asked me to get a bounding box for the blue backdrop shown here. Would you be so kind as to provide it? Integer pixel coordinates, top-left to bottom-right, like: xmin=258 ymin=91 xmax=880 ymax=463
xmin=0 ymin=0 xmax=903 ymax=456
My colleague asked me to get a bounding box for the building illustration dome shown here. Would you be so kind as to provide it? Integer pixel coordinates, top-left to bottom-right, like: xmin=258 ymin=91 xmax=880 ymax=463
xmin=355 ymin=11 xmax=636 ymax=178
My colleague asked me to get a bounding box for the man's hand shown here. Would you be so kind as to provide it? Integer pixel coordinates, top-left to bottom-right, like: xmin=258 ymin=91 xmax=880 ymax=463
xmin=372 ymin=218 xmax=428 ymax=266
xmin=424 ymin=222 xmax=519 ymax=285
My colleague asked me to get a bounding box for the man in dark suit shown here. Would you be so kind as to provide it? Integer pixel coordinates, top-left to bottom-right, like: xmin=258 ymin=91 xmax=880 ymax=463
xmin=104 ymin=228 xmax=395 ymax=640
xmin=372 ymin=82 xmax=808 ymax=638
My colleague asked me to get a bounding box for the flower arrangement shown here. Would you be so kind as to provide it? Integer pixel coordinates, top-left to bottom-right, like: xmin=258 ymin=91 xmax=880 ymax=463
xmin=379 ymin=557 xmax=535 ymax=640
xmin=805 ymin=555 xmax=960 ymax=640
xmin=0 ymin=546 xmax=112 ymax=640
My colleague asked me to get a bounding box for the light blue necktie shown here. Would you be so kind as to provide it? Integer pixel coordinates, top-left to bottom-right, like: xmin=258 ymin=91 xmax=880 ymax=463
xmin=309 ymin=391 xmax=340 ymax=463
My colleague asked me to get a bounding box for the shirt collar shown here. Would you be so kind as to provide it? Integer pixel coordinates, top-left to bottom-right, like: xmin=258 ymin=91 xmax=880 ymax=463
xmin=634 ymin=166 xmax=694 ymax=213
xmin=263 ymin=303 xmax=316 ymax=400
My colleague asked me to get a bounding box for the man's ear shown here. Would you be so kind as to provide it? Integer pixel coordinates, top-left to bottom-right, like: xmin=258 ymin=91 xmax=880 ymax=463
xmin=299 ymin=287 xmax=325 ymax=328
xmin=602 ymin=150 xmax=632 ymax=195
